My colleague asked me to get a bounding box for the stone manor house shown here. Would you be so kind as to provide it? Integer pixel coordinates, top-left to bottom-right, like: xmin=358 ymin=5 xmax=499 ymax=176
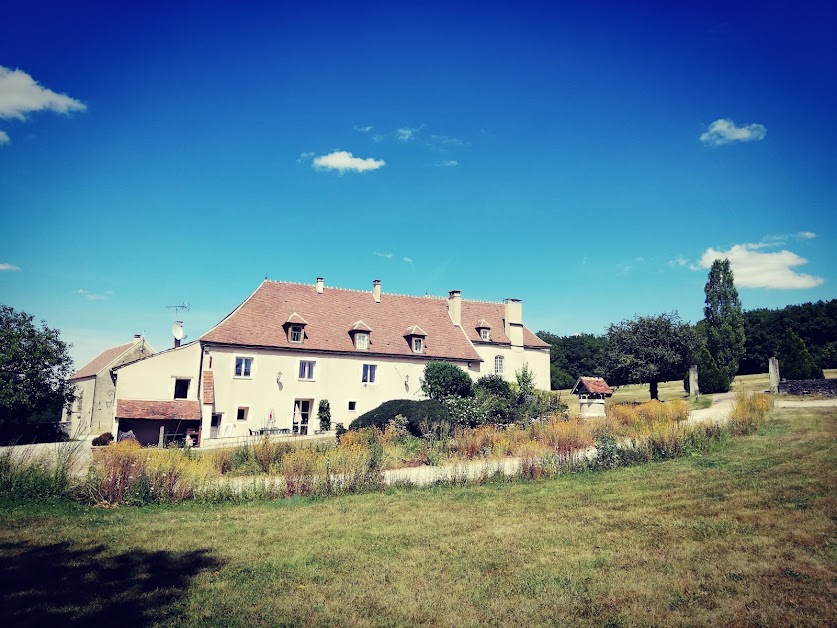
xmin=67 ymin=278 xmax=550 ymax=445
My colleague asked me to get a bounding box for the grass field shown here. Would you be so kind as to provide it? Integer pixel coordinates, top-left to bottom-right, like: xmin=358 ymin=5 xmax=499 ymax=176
xmin=1 ymin=405 xmax=834 ymax=626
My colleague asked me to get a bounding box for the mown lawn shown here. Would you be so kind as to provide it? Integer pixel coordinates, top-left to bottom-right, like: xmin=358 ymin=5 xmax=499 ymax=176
xmin=1 ymin=406 xmax=835 ymax=627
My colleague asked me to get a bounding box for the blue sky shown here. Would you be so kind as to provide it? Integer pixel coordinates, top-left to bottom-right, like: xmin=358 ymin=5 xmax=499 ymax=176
xmin=1 ymin=1 xmax=835 ymax=367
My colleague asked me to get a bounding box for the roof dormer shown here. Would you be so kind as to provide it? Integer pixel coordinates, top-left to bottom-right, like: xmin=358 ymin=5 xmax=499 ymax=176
xmin=349 ymin=320 xmax=373 ymax=350
xmin=405 ymin=324 xmax=427 ymax=354
xmin=284 ymin=312 xmax=308 ymax=344
xmin=475 ymin=319 xmax=492 ymax=342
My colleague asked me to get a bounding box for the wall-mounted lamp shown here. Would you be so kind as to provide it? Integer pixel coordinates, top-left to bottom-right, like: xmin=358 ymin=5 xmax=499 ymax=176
xmin=276 ymin=371 xmax=283 ymax=385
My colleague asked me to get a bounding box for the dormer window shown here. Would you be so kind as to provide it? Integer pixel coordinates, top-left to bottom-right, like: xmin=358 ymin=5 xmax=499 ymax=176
xmin=476 ymin=319 xmax=492 ymax=342
xmin=349 ymin=320 xmax=373 ymax=351
xmin=405 ymin=324 xmax=427 ymax=354
xmin=284 ymin=312 xmax=308 ymax=344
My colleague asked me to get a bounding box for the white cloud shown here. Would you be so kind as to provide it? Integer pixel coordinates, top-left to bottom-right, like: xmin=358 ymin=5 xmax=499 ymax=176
xmin=297 ymin=151 xmax=314 ymax=163
xmin=312 ymin=150 xmax=385 ymax=173
xmin=0 ymin=262 xmax=20 ymax=271
xmin=374 ymin=252 xmax=394 ymax=259
xmin=694 ymin=244 xmax=823 ymax=289
xmin=430 ymin=134 xmax=465 ymax=147
xmin=797 ymin=231 xmax=816 ymax=240
xmin=668 ymin=256 xmax=688 ymax=268
xmin=354 ymin=125 xmax=373 ymax=133
xmin=74 ymin=289 xmax=114 ymax=301
xmin=700 ymin=118 xmax=767 ymax=146
xmin=0 ymin=66 xmax=86 ymax=120
xmin=403 ymin=257 xmax=413 ymax=263
xmin=435 ymin=160 xmax=459 ymax=167
xmin=396 ymin=127 xmax=418 ymax=142
xmin=0 ymin=130 xmax=8 ymax=145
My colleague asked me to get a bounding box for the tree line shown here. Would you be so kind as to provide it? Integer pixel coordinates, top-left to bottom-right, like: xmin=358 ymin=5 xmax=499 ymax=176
xmin=537 ymin=268 xmax=834 ymax=394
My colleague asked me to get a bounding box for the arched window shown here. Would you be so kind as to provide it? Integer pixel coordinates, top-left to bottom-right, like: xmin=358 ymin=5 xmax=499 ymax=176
xmin=494 ymin=355 xmax=504 ymax=374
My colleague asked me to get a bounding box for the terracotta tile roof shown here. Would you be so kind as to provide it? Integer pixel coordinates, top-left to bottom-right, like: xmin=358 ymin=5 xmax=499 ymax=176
xmin=460 ymin=301 xmax=550 ymax=348
xmin=116 ymin=399 xmax=201 ymax=421
xmin=201 ymin=281 xmax=483 ymax=362
xmin=202 ymin=371 xmax=214 ymax=404
xmin=571 ymin=376 xmax=614 ymax=396
xmin=70 ymin=342 xmax=135 ymax=380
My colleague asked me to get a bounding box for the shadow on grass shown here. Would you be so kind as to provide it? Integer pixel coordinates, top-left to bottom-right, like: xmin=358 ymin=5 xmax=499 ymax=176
xmin=0 ymin=540 xmax=221 ymax=626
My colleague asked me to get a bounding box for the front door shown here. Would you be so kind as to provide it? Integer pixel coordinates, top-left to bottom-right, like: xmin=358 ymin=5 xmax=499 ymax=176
xmin=210 ymin=413 xmax=222 ymax=438
xmin=293 ymin=400 xmax=312 ymax=435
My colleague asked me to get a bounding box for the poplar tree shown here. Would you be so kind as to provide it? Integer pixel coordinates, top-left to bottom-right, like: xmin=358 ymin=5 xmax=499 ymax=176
xmin=703 ymin=259 xmax=745 ymax=384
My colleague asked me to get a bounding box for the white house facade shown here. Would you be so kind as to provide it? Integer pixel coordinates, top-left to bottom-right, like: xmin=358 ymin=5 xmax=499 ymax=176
xmin=111 ymin=278 xmax=551 ymax=445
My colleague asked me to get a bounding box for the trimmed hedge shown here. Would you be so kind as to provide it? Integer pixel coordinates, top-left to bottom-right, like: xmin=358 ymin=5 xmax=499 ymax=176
xmin=349 ymin=399 xmax=451 ymax=435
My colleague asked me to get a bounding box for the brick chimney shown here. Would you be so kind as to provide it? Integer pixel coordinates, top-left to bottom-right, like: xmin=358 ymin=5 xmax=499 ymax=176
xmin=448 ymin=290 xmax=462 ymax=326
xmin=373 ymin=279 xmax=381 ymax=303
xmin=315 ymin=277 xmax=324 ymax=294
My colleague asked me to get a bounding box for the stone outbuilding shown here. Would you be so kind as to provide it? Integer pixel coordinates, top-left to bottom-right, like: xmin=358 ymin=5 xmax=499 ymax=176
xmin=571 ymin=376 xmax=614 ymax=418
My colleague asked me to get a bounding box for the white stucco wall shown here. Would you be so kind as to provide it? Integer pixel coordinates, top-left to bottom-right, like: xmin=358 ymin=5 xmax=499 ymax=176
xmin=471 ymin=344 xmax=551 ymax=390
xmin=202 ymin=346 xmax=438 ymax=437
xmin=114 ymin=342 xmax=203 ymax=402
xmin=62 ymin=377 xmax=96 ymax=437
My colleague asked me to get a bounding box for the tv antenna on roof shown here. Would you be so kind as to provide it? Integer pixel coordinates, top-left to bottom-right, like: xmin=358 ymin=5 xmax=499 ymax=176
xmin=166 ymin=302 xmax=190 ymax=318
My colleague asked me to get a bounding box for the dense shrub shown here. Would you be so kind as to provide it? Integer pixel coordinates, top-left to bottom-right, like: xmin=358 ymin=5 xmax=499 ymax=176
xmin=684 ymin=346 xmax=731 ymax=394
xmin=350 ymin=399 xmax=450 ymax=435
xmin=778 ymin=329 xmax=824 ymax=380
xmin=420 ymin=361 xmax=473 ymax=399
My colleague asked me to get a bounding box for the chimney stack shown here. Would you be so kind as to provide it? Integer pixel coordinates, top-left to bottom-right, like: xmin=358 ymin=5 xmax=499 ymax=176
xmin=504 ymin=299 xmax=523 ymax=347
xmin=133 ymin=334 xmax=142 ymax=344
xmin=372 ymin=279 xmax=381 ymax=303
xmin=315 ymin=277 xmax=324 ymax=294
xmin=448 ymin=290 xmax=462 ymax=326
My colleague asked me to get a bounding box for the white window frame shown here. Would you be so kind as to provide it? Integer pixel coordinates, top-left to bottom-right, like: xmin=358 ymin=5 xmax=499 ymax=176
xmin=355 ymin=333 xmax=369 ymax=350
xmin=234 ymin=356 xmax=254 ymax=378
xmin=236 ymin=406 xmax=249 ymax=422
xmin=362 ymin=363 xmax=377 ymax=384
xmin=289 ymin=325 xmax=304 ymax=344
xmin=480 ymin=328 xmax=491 ymax=341
xmin=412 ymin=337 xmax=424 ymax=353
xmin=298 ymin=360 xmax=316 ymax=381
xmin=494 ymin=355 xmax=504 ymax=374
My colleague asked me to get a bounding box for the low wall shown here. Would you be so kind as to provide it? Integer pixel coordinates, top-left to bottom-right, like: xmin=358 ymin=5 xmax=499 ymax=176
xmin=778 ymin=379 xmax=837 ymax=397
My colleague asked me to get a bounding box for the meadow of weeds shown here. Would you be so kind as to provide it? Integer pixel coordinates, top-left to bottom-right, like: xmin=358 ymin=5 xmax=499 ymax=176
xmin=1 ymin=394 xmax=775 ymax=505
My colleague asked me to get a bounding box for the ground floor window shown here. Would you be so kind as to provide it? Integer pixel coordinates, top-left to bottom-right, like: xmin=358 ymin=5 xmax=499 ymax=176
xmin=293 ymin=399 xmax=312 ymax=435
xmin=236 ymin=407 xmax=249 ymax=421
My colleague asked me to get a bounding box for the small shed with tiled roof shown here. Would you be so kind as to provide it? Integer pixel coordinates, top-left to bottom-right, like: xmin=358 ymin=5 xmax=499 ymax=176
xmin=571 ymin=376 xmax=613 ymax=418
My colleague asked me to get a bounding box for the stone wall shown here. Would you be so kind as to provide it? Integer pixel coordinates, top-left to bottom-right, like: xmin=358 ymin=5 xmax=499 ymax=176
xmin=778 ymin=379 xmax=837 ymax=397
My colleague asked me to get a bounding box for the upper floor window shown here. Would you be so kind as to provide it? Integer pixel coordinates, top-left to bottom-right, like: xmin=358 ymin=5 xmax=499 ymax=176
xmin=412 ymin=337 xmax=424 ymax=353
xmin=174 ymin=378 xmax=190 ymax=399
xmin=480 ymin=328 xmax=491 ymax=341
xmin=494 ymin=355 xmax=504 ymax=374
xmin=298 ymin=360 xmax=316 ymax=380
xmin=355 ymin=333 xmax=369 ymax=350
xmin=235 ymin=357 xmax=253 ymax=377
xmin=362 ymin=364 xmax=377 ymax=383
xmin=236 ymin=407 xmax=249 ymax=421
xmin=289 ymin=325 xmax=304 ymax=343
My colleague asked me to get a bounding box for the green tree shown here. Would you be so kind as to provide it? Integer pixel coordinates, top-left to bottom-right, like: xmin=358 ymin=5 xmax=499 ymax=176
xmin=0 ymin=305 xmax=75 ymax=431
xmin=685 ymin=345 xmax=730 ymax=395
xmin=420 ymin=361 xmax=473 ymax=400
xmin=703 ymin=259 xmax=745 ymax=384
xmin=777 ymin=329 xmax=824 ymax=380
xmin=317 ymin=399 xmax=331 ymax=432
xmin=606 ymin=312 xmax=695 ymax=400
